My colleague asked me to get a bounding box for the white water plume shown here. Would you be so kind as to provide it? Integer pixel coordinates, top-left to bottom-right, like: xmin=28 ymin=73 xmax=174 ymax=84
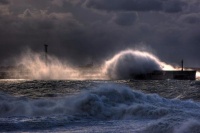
xmin=14 ymin=49 xmax=198 ymax=80
xmin=15 ymin=50 xmax=105 ymax=80
xmin=196 ymin=72 xmax=200 ymax=79
xmin=103 ymin=49 xmax=177 ymax=79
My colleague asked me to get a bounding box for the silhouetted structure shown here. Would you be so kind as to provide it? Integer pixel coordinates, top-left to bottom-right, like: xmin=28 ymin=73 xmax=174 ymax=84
xmin=130 ymin=70 xmax=196 ymax=80
xmin=130 ymin=60 xmax=196 ymax=80
xmin=181 ymin=60 xmax=183 ymax=71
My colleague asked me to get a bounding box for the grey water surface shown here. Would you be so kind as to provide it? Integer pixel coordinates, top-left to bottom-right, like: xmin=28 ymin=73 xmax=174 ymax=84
xmin=0 ymin=79 xmax=200 ymax=133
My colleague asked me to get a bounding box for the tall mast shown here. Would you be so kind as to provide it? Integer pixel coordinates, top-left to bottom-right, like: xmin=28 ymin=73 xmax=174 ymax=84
xmin=181 ymin=60 xmax=183 ymax=71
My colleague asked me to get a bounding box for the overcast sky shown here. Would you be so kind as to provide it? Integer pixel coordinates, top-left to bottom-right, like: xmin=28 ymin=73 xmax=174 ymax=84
xmin=0 ymin=0 xmax=200 ymax=67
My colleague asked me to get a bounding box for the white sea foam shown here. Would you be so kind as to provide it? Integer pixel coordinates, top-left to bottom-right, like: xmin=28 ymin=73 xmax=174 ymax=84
xmin=0 ymin=84 xmax=200 ymax=132
xmin=0 ymin=84 xmax=200 ymax=118
xmin=174 ymin=119 xmax=200 ymax=133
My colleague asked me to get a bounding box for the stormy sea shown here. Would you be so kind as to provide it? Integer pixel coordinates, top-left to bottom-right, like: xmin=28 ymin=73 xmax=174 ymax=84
xmin=0 ymin=79 xmax=200 ymax=133
xmin=0 ymin=49 xmax=200 ymax=133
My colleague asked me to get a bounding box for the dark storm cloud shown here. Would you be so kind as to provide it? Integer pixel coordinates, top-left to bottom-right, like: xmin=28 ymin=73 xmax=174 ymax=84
xmin=112 ymin=12 xmax=138 ymax=26
xmin=179 ymin=13 xmax=200 ymax=24
xmin=84 ymin=0 xmax=186 ymax=13
xmin=0 ymin=7 xmax=84 ymax=65
xmin=0 ymin=0 xmax=9 ymax=5
xmin=162 ymin=0 xmax=186 ymax=13
xmin=85 ymin=0 xmax=162 ymax=12
xmin=0 ymin=0 xmax=200 ymax=67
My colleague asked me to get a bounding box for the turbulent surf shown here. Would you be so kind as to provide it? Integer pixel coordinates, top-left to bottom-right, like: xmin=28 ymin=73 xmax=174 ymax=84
xmin=0 ymin=80 xmax=200 ymax=133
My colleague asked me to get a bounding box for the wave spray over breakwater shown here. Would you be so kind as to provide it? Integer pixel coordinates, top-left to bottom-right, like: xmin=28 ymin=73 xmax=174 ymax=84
xmin=104 ymin=50 xmax=177 ymax=79
xmin=15 ymin=49 xmax=198 ymax=80
xmin=16 ymin=50 xmax=105 ymax=80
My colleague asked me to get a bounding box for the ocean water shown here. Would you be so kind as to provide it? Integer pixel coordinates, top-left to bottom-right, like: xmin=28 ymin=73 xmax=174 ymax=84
xmin=0 ymin=80 xmax=200 ymax=133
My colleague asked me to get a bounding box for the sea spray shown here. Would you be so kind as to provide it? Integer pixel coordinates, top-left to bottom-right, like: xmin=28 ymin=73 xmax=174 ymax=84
xmin=103 ymin=49 xmax=177 ymax=79
xmin=14 ymin=49 xmax=199 ymax=80
xmin=15 ymin=50 xmax=105 ymax=80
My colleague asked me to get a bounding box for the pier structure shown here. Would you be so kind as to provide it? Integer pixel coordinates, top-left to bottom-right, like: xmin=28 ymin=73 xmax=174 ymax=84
xmin=130 ymin=60 xmax=196 ymax=80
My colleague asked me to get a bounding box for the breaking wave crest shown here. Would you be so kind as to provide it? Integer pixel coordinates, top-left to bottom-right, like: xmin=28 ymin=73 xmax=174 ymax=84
xmin=1 ymin=84 xmax=200 ymax=132
xmin=0 ymin=84 xmax=199 ymax=116
xmin=0 ymin=84 xmax=170 ymax=118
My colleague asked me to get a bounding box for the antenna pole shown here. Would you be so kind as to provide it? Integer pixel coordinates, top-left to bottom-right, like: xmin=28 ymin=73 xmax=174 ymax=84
xmin=181 ymin=60 xmax=183 ymax=71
